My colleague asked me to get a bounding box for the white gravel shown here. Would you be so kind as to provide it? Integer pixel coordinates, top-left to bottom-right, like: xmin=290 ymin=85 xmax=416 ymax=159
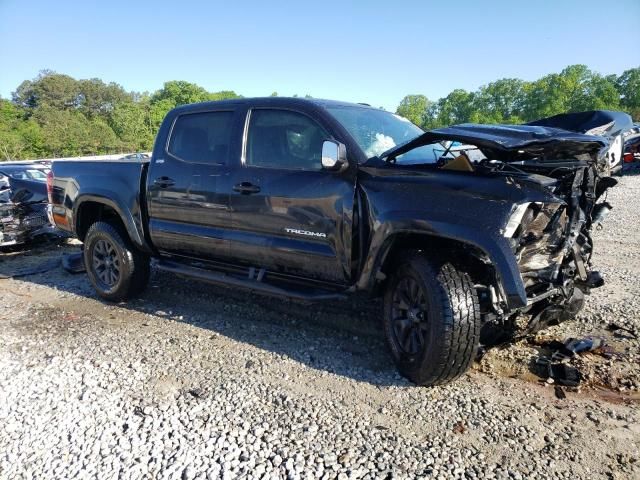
xmin=1 ymin=175 xmax=639 ymax=479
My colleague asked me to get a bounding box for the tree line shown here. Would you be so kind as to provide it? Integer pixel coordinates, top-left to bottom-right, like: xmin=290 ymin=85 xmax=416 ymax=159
xmin=0 ymin=65 xmax=638 ymax=160
xmin=396 ymin=65 xmax=639 ymax=129
xmin=0 ymin=71 xmax=240 ymax=160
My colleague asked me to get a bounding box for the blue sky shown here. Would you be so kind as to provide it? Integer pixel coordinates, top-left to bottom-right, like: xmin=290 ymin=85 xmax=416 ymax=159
xmin=1 ymin=0 xmax=638 ymax=111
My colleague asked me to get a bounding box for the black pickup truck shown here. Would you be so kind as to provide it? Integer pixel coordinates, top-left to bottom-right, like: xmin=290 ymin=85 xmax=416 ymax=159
xmin=48 ymin=98 xmax=627 ymax=385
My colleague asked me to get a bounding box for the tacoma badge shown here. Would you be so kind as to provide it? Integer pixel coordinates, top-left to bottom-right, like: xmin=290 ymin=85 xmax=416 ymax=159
xmin=284 ymin=228 xmax=327 ymax=238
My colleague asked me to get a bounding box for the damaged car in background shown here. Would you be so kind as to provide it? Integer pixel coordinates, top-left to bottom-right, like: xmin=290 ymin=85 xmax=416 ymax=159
xmin=527 ymin=110 xmax=631 ymax=174
xmin=47 ymin=98 xmax=631 ymax=385
xmin=0 ymin=163 xmax=52 ymax=247
xmin=623 ymin=133 xmax=640 ymax=170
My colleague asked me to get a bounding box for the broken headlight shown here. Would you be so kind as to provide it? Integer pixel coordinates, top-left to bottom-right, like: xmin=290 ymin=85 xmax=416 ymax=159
xmin=504 ymin=202 xmax=565 ymax=241
xmin=503 ymin=202 xmax=532 ymax=238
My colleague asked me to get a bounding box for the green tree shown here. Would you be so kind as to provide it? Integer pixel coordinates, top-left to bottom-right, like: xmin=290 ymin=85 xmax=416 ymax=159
xmin=7 ymin=71 xmax=129 ymax=158
xmin=473 ymin=78 xmax=527 ymax=123
xmin=109 ymin=99 xmax=154 ymax=151
xmin=85 ymin=116 xmax=120 ymax=154
xmin=0 ymin=99 xmax=45 ymax=160
xmin=523 ymin=73 xmax=566 ymax=120
xmin=425 ymin=89 xmax=477 ymax=128
xmin=32 ymin=106 xmax=120 ymax=157
xmin=616 ymin=67 xmax=640 ymax=120
xmin=149 ymin=98 xmax=176 ymax=132
xmin=523 ymin=65 xmax=619 ymax=120
xmin=77 ymin=78 xmax=131 ymax=118
xmin=150 ymin=80 xmax=212 ymax=107
xmin=12 ymin=70 xmax=80 ymax=112
xmin=569 ymin=73 xmax=619 ymax=112
xmin=396 ymin=94 xmax=431 ymax=127
xmin=208 ymin=90 xmax=241 ymax=102
xmin=148 ymin=81 xmax=240 ymax=132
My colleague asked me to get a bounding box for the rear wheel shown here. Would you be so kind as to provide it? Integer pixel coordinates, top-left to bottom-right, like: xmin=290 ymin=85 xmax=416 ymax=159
xmin=383 ymin=252 xmax=481 ymax=386
xmin=83 ymin=221 xmax=150 ymax=302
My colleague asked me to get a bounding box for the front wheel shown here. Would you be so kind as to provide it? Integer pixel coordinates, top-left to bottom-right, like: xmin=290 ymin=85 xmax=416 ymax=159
xmin=83 ymin=221 xmax=150 ymax=302
xmin=383 ymin=253 xmax=481 ymax=386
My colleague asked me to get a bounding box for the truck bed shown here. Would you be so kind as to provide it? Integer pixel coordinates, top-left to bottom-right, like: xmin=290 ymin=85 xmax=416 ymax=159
xmin=49 ymin=159 xmax=149 ymax=249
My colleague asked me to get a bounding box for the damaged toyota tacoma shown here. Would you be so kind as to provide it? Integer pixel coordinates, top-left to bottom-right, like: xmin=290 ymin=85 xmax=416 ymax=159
xmin=47 ymin=98 xmax=630 ymax=385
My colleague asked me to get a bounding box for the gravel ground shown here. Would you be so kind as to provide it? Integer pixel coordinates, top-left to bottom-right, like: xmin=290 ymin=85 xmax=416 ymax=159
xmin=1 ymin=175 xmax=639 ymax=480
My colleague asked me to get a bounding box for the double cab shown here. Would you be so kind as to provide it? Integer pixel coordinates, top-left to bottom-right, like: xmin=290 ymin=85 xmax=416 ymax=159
xmin=48 ymin=98 xmax=623 ymax=385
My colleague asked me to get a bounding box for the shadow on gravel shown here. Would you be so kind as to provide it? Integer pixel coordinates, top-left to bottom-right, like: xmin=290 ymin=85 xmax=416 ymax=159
xmin=0 ymin=243 xmax=407 ymax=387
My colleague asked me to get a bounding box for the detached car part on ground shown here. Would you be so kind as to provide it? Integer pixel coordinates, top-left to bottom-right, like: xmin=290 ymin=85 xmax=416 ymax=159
xmin=0 ymin=175 xmax=51 ymax=247
xmin=47 ymin=98 xmax=630 ymax=386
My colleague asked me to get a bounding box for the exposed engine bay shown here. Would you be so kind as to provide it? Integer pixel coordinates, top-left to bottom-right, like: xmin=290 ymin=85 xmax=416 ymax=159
xmin=492 ymin=155 xmax=615 ymax=335
xmin=378 ymin=111 xmax=632 ymax=337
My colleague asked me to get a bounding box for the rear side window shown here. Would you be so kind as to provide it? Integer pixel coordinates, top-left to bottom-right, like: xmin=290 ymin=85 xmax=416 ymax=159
xmin=168 ymin=111 xmax=234 ymax=164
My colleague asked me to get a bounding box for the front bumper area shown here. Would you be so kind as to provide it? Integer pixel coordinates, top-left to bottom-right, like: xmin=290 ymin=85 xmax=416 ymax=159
xmin=0 ymin=202 xmax=49 ymax=247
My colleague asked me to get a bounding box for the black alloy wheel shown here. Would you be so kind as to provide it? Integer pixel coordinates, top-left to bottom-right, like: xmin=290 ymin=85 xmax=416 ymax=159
xmin=92 ymin=239 xmax=121 ymax=288
xmin=383 ymin=252 xmax=481 ymax=386
xmin=390 ymin=276 xmax=429 ymax=356
xmin=83 ymin=221 xmax=150 ymax=302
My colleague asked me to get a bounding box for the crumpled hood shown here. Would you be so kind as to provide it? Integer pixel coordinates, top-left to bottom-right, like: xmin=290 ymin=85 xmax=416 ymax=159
xmin=381 ymin=110 xmax=633 ymax=163
xmin=381 ymin=124 xmax=608 ymax=163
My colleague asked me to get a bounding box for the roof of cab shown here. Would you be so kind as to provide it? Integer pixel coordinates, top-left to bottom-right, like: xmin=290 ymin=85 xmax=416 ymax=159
xmin=170 ymin=97 xmax=377 ymax=113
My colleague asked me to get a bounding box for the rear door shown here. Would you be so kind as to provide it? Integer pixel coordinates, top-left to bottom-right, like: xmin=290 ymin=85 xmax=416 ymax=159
xmin=147 ymin=108 xmax=242 ymax=260
xmin=227 ymin=107 xmax=355 ymax=284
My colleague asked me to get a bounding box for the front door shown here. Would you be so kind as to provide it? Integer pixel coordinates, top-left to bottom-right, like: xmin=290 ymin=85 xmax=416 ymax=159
xmin=228 ymin=108 xmax=355 ymax=284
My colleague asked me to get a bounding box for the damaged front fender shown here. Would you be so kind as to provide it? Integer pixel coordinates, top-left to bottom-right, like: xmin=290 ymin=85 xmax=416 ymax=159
xmin=355 ymin=168 xmax=564 ymax=309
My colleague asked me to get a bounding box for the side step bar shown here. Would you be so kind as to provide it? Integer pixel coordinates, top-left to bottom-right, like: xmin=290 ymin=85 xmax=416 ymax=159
xmin=156 ymin=260 xmax=347 ymax=302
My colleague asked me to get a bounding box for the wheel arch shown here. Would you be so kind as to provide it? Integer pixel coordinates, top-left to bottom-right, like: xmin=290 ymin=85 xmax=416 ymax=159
xmin=364 ymin=232 xmax=502 ymax=301
xmin=74 ymin=196 xmax=140 ymax=246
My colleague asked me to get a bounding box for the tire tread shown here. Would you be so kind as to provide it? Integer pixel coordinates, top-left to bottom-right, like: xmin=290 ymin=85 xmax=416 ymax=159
xmin=384 ymin=252 xmax=481 ymax=386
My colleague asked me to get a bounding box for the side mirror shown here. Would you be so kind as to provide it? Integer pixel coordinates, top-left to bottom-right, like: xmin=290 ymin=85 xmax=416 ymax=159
xmin=322 ymin=140 xmax=348 ymax=172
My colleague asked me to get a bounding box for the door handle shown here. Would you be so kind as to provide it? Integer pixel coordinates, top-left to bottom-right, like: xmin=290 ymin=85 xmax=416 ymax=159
xmin=154 ymin=176 xmax=175 ymax=188
xmin=233 ymin=182 xmax=261 ymax=194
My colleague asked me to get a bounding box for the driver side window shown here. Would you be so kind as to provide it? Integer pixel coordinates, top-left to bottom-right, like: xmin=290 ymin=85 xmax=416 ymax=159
xmin=246 ymin=109 xmax=329 ymax=170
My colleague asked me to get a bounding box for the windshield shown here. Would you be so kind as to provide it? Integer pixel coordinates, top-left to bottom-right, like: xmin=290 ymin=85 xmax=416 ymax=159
xmin=325 ymin=105 xmax=444 ymax=163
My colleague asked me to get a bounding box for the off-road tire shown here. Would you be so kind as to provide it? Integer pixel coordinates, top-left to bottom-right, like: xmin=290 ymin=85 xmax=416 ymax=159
xmin=383 ymin=252 xmax=481 ymax=386
xmin=83 ymin=221 xmax=150 ymax=302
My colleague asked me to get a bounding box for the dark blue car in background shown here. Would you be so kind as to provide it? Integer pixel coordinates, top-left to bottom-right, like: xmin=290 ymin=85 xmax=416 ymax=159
xmin=0 ymin=162 xmax=51 ymax=247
